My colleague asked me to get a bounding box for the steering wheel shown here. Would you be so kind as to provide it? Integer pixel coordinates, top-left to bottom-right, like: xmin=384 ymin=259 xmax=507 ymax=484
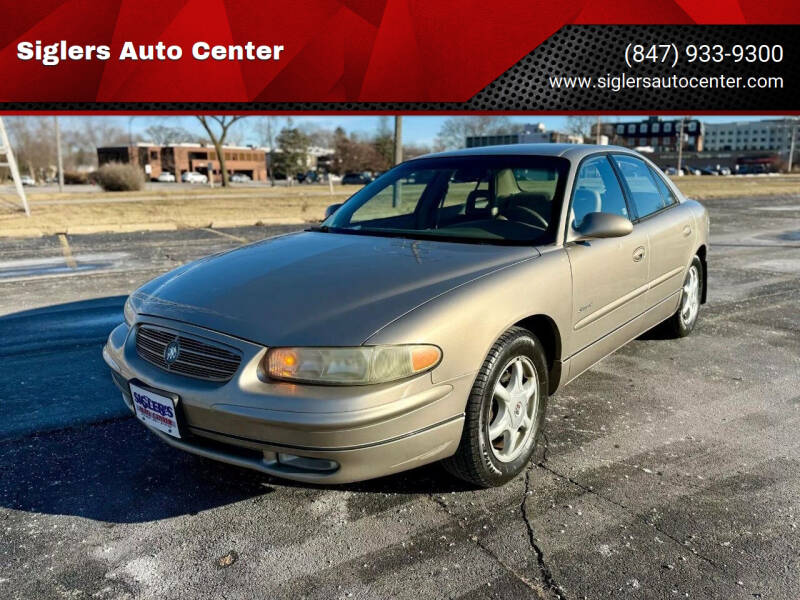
xmin=502 ymin=205 xmax=548 ymax=229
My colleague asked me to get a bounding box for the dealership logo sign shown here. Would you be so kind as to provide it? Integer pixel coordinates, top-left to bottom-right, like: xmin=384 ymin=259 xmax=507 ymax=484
xmin=164 ymin=340 xmax=181 ymax=365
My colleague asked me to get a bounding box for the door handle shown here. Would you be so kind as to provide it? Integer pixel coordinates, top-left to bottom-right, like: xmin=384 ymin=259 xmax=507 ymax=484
xmin=632 ymin=246 xmax=645 ymax=262
xmin=682 ymin=225 xmax=692 ymax=237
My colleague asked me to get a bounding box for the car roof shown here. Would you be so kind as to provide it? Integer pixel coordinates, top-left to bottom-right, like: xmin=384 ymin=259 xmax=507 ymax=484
xmin=412 ymin=143 xmax=639 ymax=162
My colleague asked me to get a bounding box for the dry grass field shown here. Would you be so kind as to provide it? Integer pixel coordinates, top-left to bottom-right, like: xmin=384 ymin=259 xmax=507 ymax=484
xmin=0 ymin=174 xmax=797 ymax=237
xmin=0 ymin=186 xmax=351 ymax=237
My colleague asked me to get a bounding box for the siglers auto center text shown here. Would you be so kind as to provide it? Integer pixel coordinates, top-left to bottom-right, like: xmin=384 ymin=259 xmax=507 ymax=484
xmin=17 ymin=40 xmax=285 ymax=66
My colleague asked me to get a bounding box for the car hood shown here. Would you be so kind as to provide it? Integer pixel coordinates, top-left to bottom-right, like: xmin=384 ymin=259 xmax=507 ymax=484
xmin=132 ymin=231 xmax=538 ymax=347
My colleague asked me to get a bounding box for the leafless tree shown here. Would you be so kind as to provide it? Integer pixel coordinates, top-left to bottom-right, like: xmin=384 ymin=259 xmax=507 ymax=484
xmin=5 ymin=117 xmax=56 ymax=180
xmin=402 ymin=143 xmax=431 ymax=160
xmin=196 ymin=116 xmax=245 ymax=187
xmin=142 ymin=124 xmax=195 ymax=145
xmin=62 ymin=117 xmax=129 ymax=169
xmin=434 ymin=116 xmax=522 ymax=150
xmin=565 ymin=116 xmax=596 ymax=141
xmin=297 ymin=122 xmax=335 ymax=149
xmin=255 ymin=117 xmax=283 ymax=185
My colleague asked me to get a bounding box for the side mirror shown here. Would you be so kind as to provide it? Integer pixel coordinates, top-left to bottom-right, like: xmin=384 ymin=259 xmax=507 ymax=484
xmin=324 ymin=203 xmax=342 ymax=219
xmin=574 ymin=212 xmax=633 ymax=240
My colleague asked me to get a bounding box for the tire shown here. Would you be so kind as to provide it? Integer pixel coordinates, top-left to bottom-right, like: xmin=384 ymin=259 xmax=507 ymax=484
xmin=661 ymin=255 xmax=703 ymax=338
xmin=443 ymin=326 xmax=548 ymax=488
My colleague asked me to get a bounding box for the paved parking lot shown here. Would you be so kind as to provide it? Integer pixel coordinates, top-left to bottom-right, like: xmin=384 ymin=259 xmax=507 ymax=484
xmin=0 ymin=195 xmax=798 ymax=599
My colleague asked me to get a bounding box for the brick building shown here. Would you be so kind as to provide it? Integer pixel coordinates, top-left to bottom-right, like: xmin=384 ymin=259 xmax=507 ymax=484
xmin=97 ymin=143 xmax=268 ymax=182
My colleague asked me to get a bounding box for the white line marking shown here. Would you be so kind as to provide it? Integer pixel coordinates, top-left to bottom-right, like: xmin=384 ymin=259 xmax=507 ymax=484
xmin=203 ymin=227 xmax=248 ymax=244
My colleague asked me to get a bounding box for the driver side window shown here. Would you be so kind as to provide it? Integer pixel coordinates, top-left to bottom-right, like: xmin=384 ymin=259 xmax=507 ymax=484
xmin=571 ymin=156 xmax=628 ymax=229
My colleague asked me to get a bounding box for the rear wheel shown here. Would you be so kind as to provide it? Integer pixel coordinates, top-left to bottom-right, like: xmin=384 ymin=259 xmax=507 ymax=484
xmin=443 ymin=327 xmax=548 ymax=488
xmin=662 ymin=255 xmax=703 ymax=338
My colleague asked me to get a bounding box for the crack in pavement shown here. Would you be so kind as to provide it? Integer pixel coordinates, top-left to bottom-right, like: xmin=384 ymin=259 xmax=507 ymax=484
xmin=523 ymin=431 xmax=567 ymax=600
xmin=427 ymin=494 xmax=551 ymax=598
xmin=533 ymin=458 xmax=727 ymax=575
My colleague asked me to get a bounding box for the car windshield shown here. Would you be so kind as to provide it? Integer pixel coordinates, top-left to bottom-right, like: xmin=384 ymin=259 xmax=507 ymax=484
xmin=321 ymin=155 xmax=569 ymax=245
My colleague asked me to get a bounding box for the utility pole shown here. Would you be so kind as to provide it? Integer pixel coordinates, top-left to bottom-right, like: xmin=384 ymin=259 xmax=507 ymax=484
xmin=54 ymin=116 xmax=64 ymax=192
xmin=787 ymin=118 xmax=797 ymax=174
xmin=595 ymin=116 xmax=601 ymax=144
xmin=676 ymin=117 xmax=686 ymax=174
xmin=392 ymin=116 xmax=403 ymax=208
xmin=393 ymin=116 xmax=403 ymax=165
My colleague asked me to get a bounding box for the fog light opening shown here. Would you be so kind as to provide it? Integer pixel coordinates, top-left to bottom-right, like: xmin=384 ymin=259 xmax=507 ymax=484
xmin=277 ymin=453 xmax=339 ymax=473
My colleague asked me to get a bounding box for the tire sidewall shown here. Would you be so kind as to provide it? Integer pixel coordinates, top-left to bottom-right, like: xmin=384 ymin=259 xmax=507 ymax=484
xmin=678 ymin=256 xmax=704 ymax=335
xmin=475 ymin=333 xmax=548 ymax=485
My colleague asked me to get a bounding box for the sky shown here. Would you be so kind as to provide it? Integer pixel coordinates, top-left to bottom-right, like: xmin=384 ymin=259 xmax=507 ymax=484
xmin=56 ymin=114 xmax=789 ymax=148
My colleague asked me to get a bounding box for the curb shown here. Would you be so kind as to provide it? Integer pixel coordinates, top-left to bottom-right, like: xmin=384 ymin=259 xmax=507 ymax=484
xmin=0 ymin=218 xmax=315 ymax=238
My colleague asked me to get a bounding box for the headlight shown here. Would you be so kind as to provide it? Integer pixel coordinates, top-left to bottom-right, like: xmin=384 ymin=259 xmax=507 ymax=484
xmin=265 ymin=345 xmax=441 ymax=385
xmin=123 ymin=296 xmax=137 ymax=326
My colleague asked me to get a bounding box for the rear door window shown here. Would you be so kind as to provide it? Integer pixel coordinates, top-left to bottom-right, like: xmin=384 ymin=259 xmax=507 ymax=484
xmin=648 ymin=166 xmax=679 ymax=208
xmin=611 ymin=155 xmax=670 ymax=219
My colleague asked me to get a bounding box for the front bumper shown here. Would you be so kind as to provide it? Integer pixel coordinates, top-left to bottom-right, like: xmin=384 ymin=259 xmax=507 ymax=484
xmin=103 ymin=316 xmax=469 ymax=484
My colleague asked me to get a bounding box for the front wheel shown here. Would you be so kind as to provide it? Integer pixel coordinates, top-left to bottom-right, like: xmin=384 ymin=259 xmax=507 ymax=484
xmin=443 ymin=327 xmax=548 ymax=488
xmin=662 ymin=255 xmax=703 ymax=338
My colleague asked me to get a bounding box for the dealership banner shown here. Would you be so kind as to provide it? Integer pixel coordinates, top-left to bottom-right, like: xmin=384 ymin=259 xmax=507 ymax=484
xmin=0 ymin=0 xmax=798 ymax=111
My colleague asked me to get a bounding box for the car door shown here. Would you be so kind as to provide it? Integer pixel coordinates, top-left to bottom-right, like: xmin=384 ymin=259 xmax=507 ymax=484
xmin=610 ymin=155 xmax=695 ymax=309
xmin=565 ymin=154 xmax=650 ymax=356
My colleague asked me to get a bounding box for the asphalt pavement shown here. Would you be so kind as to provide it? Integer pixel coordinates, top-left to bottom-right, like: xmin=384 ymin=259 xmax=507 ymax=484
xmin=0 ymin=198 xmax=798 ymax=599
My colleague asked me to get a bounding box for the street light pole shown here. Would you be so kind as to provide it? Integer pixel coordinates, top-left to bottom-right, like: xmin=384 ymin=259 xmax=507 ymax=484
xmin=676 ymin=117 xmax=686 ymax=174
xmin=393 ymin=116 xmax=403 ymax=165
xmin=392 ymin=116 xmax=403 ymax=208
xmin=54 ymin=116 xmax=64 ymax=192
xmin=788 ymin=118 xmax=797 ymax=174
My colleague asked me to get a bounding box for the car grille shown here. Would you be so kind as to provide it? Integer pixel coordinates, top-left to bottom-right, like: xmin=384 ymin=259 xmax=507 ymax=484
xmin=135 ymin=325 xmax=242 ymax=382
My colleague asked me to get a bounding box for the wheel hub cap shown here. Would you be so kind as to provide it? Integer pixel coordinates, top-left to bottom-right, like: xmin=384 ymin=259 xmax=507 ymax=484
xmin=487 ymin=355 xmax=539 ymax=463
xmin=680 ymin=265 xmax=700 ymax=326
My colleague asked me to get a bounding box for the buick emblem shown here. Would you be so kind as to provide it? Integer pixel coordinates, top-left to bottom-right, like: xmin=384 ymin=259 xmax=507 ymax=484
xmin=164 ymin=340 xmax=181 ymax=365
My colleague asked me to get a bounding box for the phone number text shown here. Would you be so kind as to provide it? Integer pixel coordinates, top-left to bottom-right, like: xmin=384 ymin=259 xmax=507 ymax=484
xmin=624 ymin=44 xmax=784 ymax=68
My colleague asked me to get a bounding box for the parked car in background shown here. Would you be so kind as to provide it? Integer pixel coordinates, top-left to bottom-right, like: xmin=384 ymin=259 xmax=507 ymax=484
xmin=156 ymin=172 xmax=176 ymax=182
xmin=683 ymin=166 xmax=702 ymax=176
xmin=19 ymin=174 xmax=35 ymax=186
xmin=698 ymin=167 xmax=719 ymax=176
xmin=106 ymin=144 xmax=708 ymax=488
xmin=181 ymin=171 xmax=208 ymax=184
xmin=230 ymin=173 xmax=252 ymax=183
xmin=301 ymin=171 xmax=319 ymax=184
xmin=341 ymin=172 xmax=374 ymax=185
xmin=737 ymin=164 xmax=771 ymax=175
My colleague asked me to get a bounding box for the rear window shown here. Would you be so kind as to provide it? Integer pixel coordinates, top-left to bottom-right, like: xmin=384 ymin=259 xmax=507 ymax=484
xmin=612 ymin=155 xmax=671 ymax=219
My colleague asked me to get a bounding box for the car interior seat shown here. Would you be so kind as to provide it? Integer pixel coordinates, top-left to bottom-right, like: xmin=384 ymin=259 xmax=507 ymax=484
xmin=494 ymin=168 xmax=551 ymax=228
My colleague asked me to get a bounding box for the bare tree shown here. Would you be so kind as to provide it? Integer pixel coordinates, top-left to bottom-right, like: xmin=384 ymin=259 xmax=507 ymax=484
xmin=256 ymin=116 xmax=282 ymax=185
xmin=143 ymin=124 xmax=195 ymax=145
xmin=565 ymin=116 xmax=595 ymax=141
xmin=402 ymin=143 xmax=431 ymax=160
xmin=5 ymin=117 xmax=56 ymax=180
xmin=63 ymin=117 xmax=129 ymax=169
xmin=196 ymin=116 xmax=245 ymax=187
xmin=434 ymin=116 xmax=521 ymax=150
xmin=297 ymin=122 xmax=335 ymax=149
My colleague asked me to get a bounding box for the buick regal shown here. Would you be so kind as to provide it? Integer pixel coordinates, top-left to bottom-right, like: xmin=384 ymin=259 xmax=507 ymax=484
xmin=104 ymin=144 xmax=708 ymax=488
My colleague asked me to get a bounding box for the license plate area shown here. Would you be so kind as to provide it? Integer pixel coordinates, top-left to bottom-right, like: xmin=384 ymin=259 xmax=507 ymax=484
xmin=129 ymin=380 xmax=182 ymax=439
